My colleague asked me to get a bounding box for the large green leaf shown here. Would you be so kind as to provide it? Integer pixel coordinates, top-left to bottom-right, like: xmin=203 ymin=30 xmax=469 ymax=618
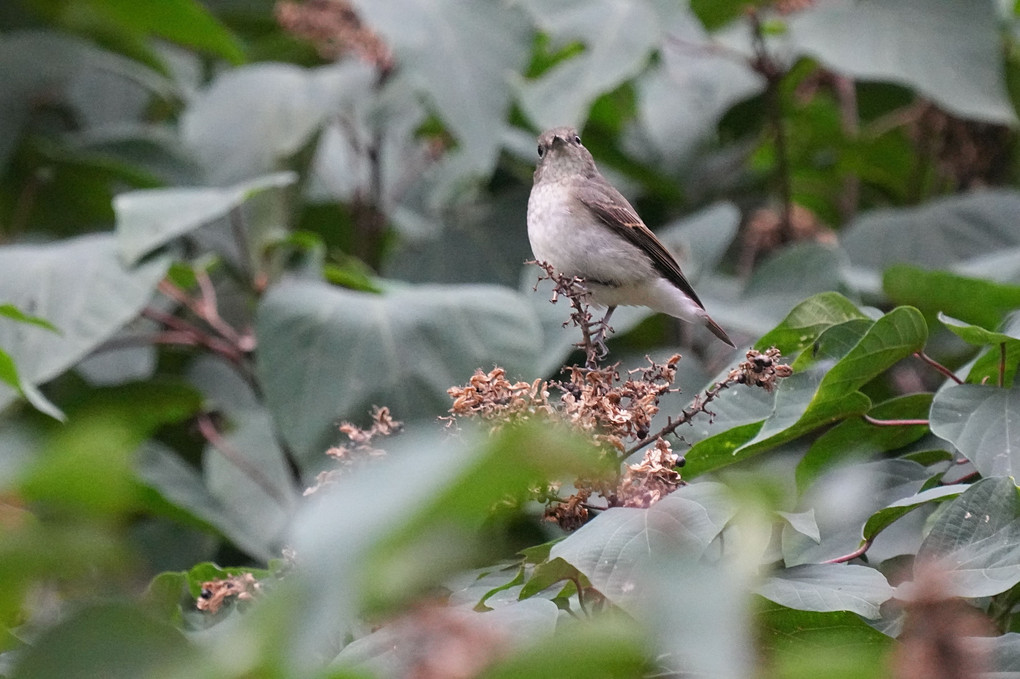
xmin=755 ymin=292 xmax=869 ymax=356
xmin=735 ymin=306 xmax=927 ymax=456
xmin=940 ymin=312 xmax=1020 ymax=386
xmin=884 ymin=266 xmax=1020 ymax=330
xmin=842 ymin=191 xmax=1020 ymax=273
xmin=0 ymin=234 xmax=170 ymax=413
xmin=930 ymin=382 xmax=1020 ymax=477
xmin=0 ymin=31 xmax=178 ymax=170
xmin=114 ymin=172 xmax=295 ymax=265
xmin=79 ymin=0 xmax=244 ymax=64
xmin=782 ymin=459 xmax=931 ymax=566
xmin=255 ymin=278 xmax=543 ymax=464
xmin=350 ymin=0 xmax=531 ymax=177
xmin=796 ymin=393 xmax=933 ymax=491
xmin=757 ymin=602 xmax=892 ymax=679
xmin=517 ymin=0 xmax=660 ymax=128
xmin=549 ymin=483 xmax=737 ymax=606
xmin=9 ymin=602 xmax=192 ymax=679
xmin=916 ymin=477 xmax=1020 ymax=598
xmin=757 ymin=564 xmax=893 ymax=619
xmin=180 ymin=63 xmax=358 ymax=185
xmin=634 ymin=10 xmax=763 ymax=168
xmin=782 ymin=0 xmax=1015 ymax=124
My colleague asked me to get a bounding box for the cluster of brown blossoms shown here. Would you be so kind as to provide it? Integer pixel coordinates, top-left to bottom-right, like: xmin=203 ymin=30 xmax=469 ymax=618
xmin=275 ymin=0 xmax=393 ymax=72
xmin=304 ymin=406 xmax=402 ymax=495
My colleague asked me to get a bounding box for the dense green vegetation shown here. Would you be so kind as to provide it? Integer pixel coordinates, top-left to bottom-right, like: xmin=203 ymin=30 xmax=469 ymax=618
xmin=2 ymin=0 xmax=1020 ymax=677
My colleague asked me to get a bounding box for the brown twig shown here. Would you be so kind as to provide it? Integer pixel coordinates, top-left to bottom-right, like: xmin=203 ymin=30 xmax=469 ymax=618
xmin=749 ymin=8 xmax=793 ymax=243
xmin=197 ymin=412 xmax=293 ymax=508
xmin=913 ymin=351 xmax=963 ymax=385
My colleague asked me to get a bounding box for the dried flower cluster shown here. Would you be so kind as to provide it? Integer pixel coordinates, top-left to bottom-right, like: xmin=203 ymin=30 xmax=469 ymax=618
xmin=446 ymin=267 xmax=794 ymax=529
xmin=304 ymin=406 xmax=402 ymax=495
xmin=727 ymin=346 xmax=793 ymax=392
xmin=197 ymin=573 xmax=261 ymax=614
xmin=275 ymin=0 xmax=393 ymax=72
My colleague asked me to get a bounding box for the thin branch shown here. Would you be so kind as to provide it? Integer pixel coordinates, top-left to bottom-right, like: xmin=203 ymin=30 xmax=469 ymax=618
xmin=624 ymin=378 xmax=736 ymax=458
xmin=999 ymin=342 xmax=1007 ymax=389
xmin=197 ymin=412 xmax=293 ymax=508
xmin=823 ymin=539 xmax=873 ymax=564
xmin=749 ymin=9 xmax=793 ymax=242
xmin=914 ymin=351 xmax=963 ymax=385
xmin=862 ymin=415 xmax=930 ymax=427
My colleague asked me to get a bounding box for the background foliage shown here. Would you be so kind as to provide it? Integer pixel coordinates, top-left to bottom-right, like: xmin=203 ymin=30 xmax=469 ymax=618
xmin=3 ymin=0 xmax=1020 ymax=676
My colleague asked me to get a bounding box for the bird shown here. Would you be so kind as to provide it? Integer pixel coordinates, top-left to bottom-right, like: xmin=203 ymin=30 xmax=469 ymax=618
xmin=526 ymin=126 xmax=734 ymax=349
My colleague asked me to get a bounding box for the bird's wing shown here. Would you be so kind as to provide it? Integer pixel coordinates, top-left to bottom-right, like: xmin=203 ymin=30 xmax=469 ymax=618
xmin=576 ymin=182 xmax=706 ymax=310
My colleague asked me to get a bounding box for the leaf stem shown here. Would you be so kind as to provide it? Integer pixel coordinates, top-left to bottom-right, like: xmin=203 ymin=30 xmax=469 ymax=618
xmin=913 ymin=351 xmax=963 ymax=384
xmin=862 ymin=415 xmax=929 ymax=427
xmin=823 ymin=539 xmax=873 ymax=564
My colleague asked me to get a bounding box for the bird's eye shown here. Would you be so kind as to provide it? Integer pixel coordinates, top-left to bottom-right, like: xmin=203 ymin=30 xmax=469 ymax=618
xmin=537 ymin=145 xmax=544 ymax=158
xmin=573 ymin=135 xmax=581 ymax=144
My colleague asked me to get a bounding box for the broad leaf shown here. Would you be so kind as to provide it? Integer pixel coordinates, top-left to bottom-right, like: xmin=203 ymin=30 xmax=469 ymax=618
xmin=0 ymin=234 xmax=170 ymax=413
xmin=758 ymin=601 xmax=892 ymax=679
xmin=842 ymin=191 xmax=1020 ymax=273
xmin=757 ymin=564 xmax=893 ymax=619
xmin=517 ymin=0 xmax=660 ymax=129
xmin=256 ymin=278 xmax=543 ymax=465
xmin=885 ymin=266 xmax=1020 ymax=330
xmin=782 ymin=0 xmax=1015 ymax=124
xmin=796 ymin=393 xmax=933 ymax=491
xmin=115 ymin=172 xmax=295 ymax=265
xmin=861 ymin=484 xmax=968 ymax=543
xmin=350 ymin=0 xmax=530 ymax=178
xmin=915 ymin=477 xmax=1020 ymax=598
xmin=930 ymin=382 xmax=1020 ymax=477
xmin=549 ymin=483 xmax=737 ymax=606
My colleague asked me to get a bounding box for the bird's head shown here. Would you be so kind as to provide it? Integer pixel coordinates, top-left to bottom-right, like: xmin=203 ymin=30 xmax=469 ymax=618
xmin=534 ymin=126 xmax=598 ymax=183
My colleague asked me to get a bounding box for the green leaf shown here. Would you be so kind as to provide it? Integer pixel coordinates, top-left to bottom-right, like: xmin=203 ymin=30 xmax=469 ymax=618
xmin=519 ymin=557 xmax=589 ymax=600
xmin=885 ymin=265 xmax=1020 ymax=330
xmin=114 ymin=172 xmax=296 ymax=265
xmin=0 ymin=234 xmax=170 ymax=413
xmin=481 ymin=615 xmax=649 ymax=679
xmin=82 ymin=0 xmax=244 ymax=64
xmin=941 ymin=311 xmax=1020 ymax=387
xmin=783 ymin=459 xmax=931 ymax=566
xmin=757 ymin=564 xmax=893 ymax=618
xmin=940 ymin=311 xmax=1020 ymax=346
xmin=255 ymin=278 xmax=543 ymax=465
xmin=8 ymin=602 xmax=191 ymax=679
xmin=350 ymin=0 xmax=531 ymax=176
xmin=0 ymin=304 xmax=59 ymax=332
xmin=797 ymin=393 xmax=933 ymax=491
xmin=930 ymin=382 xmax=1020 ymax=477
xmin=916 ymin=477 xmax=1020 ymax=598
xmin=549 ymin=483 xmax=736 ymax=607
xmin=181 ymin=63 xmax=358 ymax=185
xmin=735 ymin=307 xmax=927 ymax=457
xmin=861 ymin=484 xmax=968 ymax=542
xmin=843 ymin=190 xmax=1020 ymax=276
xmin=0 ymin=31 xmax=178 ymax=170
xmin=784 ymin=0 xmax=1015 ymax=124
xmin=517 ymin=0 xmax=660 ymax=128
xmin=754 ymin=292 xmax=868 ymax=357
xmin=289 ymin=423 xmax=607 ymax=630
xmin=20 ymin=382 xmax=202 ymax=518
xmin=757 ymin=601 xmax=892 ymax=679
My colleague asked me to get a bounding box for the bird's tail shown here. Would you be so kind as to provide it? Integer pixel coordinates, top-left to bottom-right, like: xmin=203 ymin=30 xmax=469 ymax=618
xmin=703 ymin=314 xmax=735 ymax=348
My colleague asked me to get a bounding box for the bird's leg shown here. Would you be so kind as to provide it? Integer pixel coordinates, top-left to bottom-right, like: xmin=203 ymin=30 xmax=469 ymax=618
xmin=590 ymin=306 xmax=616 ymax=361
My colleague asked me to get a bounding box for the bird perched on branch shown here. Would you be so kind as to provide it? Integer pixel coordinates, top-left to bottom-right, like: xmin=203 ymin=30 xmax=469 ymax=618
xmin=526 ymin=126 xmax=734 ymax=349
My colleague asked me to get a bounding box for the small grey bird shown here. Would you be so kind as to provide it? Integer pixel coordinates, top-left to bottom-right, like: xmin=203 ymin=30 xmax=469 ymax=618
xmin=526 ymin=126 xmax=734 ymax=348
